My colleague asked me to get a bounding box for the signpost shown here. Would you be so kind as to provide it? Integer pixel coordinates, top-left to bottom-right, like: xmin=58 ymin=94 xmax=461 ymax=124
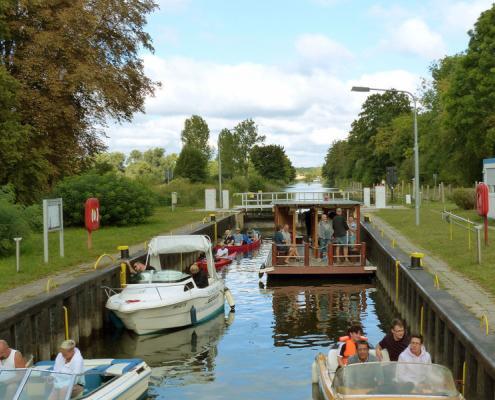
xmin=476 ymin=183 xmax=489 ymax=246
xmin=85 ymin=198 xmax=100 ymax=249
xmin=43 ymin=198 xmax=64 ymax=263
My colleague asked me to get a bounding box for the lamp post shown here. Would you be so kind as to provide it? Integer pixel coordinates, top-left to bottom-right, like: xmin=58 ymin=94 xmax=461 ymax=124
xmin=351 ymin=86 xmax=420 ymax=226
xmin=218 ymin=137 xmax=223 ymax=209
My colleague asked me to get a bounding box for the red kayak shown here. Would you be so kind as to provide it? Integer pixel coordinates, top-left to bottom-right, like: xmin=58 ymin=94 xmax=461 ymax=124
xmin=214 ymin=238 xmax=262 ymax=254
xmin=198 ymin=252 xmax=237 ymax=271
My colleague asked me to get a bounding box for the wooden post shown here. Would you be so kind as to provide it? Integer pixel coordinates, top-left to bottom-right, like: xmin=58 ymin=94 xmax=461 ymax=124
xmin=328 ymin=243 xmax=334 ymax=265
xmin=313 ymin=207 xmax=319 ymax=257
xmin=360 ymin=242 xmax=366 ymax=266
xmin=304 ymin=242 xmax=310 ymax=266
xmin=292 ymin=211 xmax=297 ymax=245
xmin=356 ymin=206 xmax=361 ymax=243
xmin=272 ymin=242 xmax=277 ymax=266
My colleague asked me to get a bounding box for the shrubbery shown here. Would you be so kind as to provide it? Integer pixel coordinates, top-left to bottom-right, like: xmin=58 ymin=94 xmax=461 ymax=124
xmin=0 ymin=186 xmax=36 ymax=256
xmin=154 ymin=178 xmax=210 ymax=208
xmin=53 ymin=173 xmax=155 ymax=226
xmin=450 ymin=188 xmax=476 ymax=210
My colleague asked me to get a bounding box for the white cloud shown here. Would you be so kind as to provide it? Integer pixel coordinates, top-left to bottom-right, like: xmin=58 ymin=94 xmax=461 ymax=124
xmin=440 ymin=0 xmax=493 ymax=32
xmin=382 ymin=18 xmax=447 ymax=59
xmin=295 ymin=34 xmax=354 ymax=71
xmin=105 ymin=55 xmax=420 ymax=167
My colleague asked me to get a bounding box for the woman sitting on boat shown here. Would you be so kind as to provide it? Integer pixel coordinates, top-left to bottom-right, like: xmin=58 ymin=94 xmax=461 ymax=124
xmin=190 ymin=263 xmax=209 ymax=288
xmin=223 ymin=230 xmax=234 ymax=246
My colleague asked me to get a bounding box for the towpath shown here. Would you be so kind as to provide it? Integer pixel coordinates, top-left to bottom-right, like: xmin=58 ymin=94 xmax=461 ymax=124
xmin=0 ymin=221 xmax=207 ymax=310
xmin=368 ymin=212 xmax=495 ymax=332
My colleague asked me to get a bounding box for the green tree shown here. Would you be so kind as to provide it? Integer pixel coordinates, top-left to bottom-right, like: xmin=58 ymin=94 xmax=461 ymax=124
xmin=181 ymin=115 xmax=211 ymax=159
xmin=0 ymin=0 xmax=158 ymax=188
xmin=125 ymin=147 xmax=177 ymax=182
xmin=92 ymin=152 xmax=126 ymax=174
xmin=232 ymin=119 xmax=265 ymax=175
xmin=250 ymin=145 xmax=293 ymax=181
xmin=218 ymin=128 xmax=240 ymax=178
xmin=174 ymin=145 xmax=208 ymax=182
xmin=443 ymin=5 xmax=495 ymax=184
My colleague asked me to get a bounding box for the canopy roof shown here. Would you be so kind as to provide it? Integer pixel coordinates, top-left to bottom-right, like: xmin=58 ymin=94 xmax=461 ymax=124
xmin=273 ymin=199 xmax=360 ymax=207
xmin=148 ymin=235 xmax=212 ymax=255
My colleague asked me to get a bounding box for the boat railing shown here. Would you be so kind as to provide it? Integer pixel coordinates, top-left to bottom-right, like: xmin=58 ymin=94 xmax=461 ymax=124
xmin=271 ymin=242 xmax=366 ymax=267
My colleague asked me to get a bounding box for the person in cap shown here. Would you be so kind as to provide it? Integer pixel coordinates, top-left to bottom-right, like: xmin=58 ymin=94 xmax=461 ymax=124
xmin=190 ymin=263 xmax=209 ymax=288
xmin=52 ymin=339 xmax=85 ymax=398
xmin=0 ymin=339 xmax=26 ymax=369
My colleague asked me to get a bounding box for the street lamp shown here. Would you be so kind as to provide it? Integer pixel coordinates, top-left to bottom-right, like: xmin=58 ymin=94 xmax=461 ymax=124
xmin=218 ymin=137 xmax=223 ymax=209
xmin=351 ymin=86 xmax=420 ymax=226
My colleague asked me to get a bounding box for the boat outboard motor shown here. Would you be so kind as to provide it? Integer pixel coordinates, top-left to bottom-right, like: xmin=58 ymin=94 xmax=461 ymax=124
xmin=224 ymin=288 xmax=235 ymax=312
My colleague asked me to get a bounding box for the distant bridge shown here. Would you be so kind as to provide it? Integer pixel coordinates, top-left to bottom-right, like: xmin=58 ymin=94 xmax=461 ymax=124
xmin=233 ymin=191 xmax=360 ymax=210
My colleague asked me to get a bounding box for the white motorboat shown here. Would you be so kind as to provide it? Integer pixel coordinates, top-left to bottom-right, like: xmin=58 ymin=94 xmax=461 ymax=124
xmin=0 ymin=358 xmax=151 ymax=400
xmin=106 ymin=235 xmax=235 ymax=335
xmin=312 ymin=348 xmax=464 ymax=400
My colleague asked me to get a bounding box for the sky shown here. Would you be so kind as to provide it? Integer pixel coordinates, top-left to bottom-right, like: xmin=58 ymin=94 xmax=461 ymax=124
xmin=104 ymin=0 xmax=494 ymax=167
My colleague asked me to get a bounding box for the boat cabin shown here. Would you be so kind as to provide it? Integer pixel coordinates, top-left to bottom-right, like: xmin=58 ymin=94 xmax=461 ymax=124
xmin=267 ymin=199 xmax=375 ymax=277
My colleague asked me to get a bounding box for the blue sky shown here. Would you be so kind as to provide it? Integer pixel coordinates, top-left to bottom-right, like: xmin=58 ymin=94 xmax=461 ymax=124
xmin=105 ymin=0 xmax=494 ymax=166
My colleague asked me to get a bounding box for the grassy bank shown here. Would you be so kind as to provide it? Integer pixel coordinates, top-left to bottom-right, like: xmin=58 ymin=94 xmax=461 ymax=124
xmin=0 ymin=207 xmax=207 ymax=293
xmin=375 ymin=202 xmax=495 ymax=296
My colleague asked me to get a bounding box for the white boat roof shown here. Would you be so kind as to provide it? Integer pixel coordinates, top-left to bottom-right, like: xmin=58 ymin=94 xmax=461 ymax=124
xmin=148 ymin=235 xmax=212 ymax=255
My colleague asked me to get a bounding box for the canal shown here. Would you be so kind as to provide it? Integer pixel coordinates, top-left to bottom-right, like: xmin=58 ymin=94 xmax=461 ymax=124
xmin=86 ymin=242 xmax=398 ymax=399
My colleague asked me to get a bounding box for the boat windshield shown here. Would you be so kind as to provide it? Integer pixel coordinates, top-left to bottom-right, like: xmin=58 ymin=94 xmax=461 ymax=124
xmin=137 ymin=269 xmax=191 ymax=283
xmin=0 ymin=368 xmax=76 ymax=400
xmin=331 ymin=362 xmax=459 ymax=398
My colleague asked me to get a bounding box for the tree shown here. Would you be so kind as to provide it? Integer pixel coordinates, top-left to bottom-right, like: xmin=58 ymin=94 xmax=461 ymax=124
xmin=218 ymin=128 xmax=240 ymax=178
xmin=443 ymin=5 xmax=495 ymax=184
xmin=125 ymin=147 xmax=177 ymax=182
xmin=232 ymin=119 xmax=265 ymax=175
xmin=250 ymin=145 xmax=294 ymax=182
xmin=0 ymin=0 xmax=158 ymax=189
xmin=92 ymin=152 xmax=126 ymax=174
xmin=181 ymin=115 xmax=211 ymax=159
xmin=174 ymin=145 xmax=208 ymax=182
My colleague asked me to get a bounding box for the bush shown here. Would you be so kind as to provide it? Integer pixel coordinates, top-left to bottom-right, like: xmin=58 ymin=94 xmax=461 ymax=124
xmin=53 ymin=173 xmax=155 ymax=226
xmin=0 ymin=199 xmax=31 ymax=256
xmin=154 ymin=178 xmax=211 ymax=208
xmin=23 ymin=204 xmax=43 ymax=232
xmin=450 ymin=188 xmax=476 ymax=210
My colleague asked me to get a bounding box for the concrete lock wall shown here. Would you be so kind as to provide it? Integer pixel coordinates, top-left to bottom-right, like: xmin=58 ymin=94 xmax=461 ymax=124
xmin=361 ymin=223 xmax=495 ymax=400
xmin=0 ymin=214 xmax=237 ymax=360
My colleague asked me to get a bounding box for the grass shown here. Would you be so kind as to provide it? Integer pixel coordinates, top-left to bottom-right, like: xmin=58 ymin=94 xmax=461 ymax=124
xmin=375 ymin=201 xmax=495 ymax=296
xmin=0 ymin=207 xmax=208 ymax=293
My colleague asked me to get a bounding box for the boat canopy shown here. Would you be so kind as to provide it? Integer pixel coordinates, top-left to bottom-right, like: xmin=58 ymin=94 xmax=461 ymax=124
xmin=147 ymin=235 xmax=217 ymax=279
xmin=331 ymin=362 xmax=459 ymax=398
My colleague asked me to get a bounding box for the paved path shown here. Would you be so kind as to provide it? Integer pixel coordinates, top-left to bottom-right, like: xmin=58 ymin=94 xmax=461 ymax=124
xmin=369 ymin=213 xmax=495 ymax=332
xmin=0 ymin=220 xmax=211 ymax=310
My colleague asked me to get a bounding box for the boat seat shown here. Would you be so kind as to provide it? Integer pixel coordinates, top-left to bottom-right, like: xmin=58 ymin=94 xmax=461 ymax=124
xmin=82 ymin=369 xmax=103 ymax=396
xmin=327 ymin=349 xmax=340 ymax=373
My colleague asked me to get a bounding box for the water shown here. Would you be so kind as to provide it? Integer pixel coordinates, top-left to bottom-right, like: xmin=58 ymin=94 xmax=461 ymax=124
xmin=88 ymin=243 xmax=395 ymax=399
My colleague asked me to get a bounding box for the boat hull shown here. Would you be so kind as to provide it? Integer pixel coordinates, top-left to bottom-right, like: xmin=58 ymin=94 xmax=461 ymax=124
xmin=214 ymin=239 xmax=261 ymax=254
xmin=112 ymin=282 xmax=226 ymax=335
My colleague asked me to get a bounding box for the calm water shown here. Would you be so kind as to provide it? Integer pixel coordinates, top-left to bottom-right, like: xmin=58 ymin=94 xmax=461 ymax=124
xmin=88 ymin=243 xmax=395 ymax=399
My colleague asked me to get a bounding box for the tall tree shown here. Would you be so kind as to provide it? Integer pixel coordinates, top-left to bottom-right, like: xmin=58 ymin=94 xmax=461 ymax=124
xmin=251 ymin=145 xmax=293 ymax=181
xmin=218 ymin=128 xmax=240 ymax=178
xmin=232 ymin=119 xmax=265 ymax=175
xmin=181 ymin=115 xmax=211 ymax=159
xmin=0 ymin=0 xmax=158 ymax=188
xmin=174 ymin=145 xmax=208 ymax=182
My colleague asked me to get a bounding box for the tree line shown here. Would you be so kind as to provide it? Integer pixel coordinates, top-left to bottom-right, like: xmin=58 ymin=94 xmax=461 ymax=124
xmin=322 ymin=5 xmax=495 ymax=187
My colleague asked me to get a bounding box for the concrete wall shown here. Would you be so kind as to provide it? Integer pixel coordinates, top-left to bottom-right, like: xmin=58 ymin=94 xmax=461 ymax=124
xmin=362 ymin=223 xmax=495 ymax=400
xmin=0 ymin=214 xmax=237 ymax=360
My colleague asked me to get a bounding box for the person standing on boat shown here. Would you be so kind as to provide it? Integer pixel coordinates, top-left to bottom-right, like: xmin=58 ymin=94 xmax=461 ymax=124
xmin=52 ymin=339 xmax=85 ymax=399
xmin=375 ymin=318 xmax=410 ymax=361
xmin=347 ymin=215 xmax=357 ymax=251
xmin=318 ymin=213 xmax=333 ymax=262
xmin=333 ymin=208 xmax=349 ymax=263
xmin=0 ymin=340 xmax=26 ymax=368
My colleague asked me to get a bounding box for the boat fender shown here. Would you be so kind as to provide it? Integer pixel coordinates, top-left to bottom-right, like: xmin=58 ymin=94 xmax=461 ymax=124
xmin=224 ymin=288 xmax=235 ymax=311
xmin=338 ymin=335 xmax=368 ymax=342
xmin=190 ymin=306 xmax=197 ymax=325
xmin=258 ymin=263 xmax=266 ymax=279
xmin=311 ymin=360 xmax=318 ymax=384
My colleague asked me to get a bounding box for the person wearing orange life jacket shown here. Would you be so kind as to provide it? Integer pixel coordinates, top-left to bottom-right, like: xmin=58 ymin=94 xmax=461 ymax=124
xmin=337 ymin=325 xmax=368 ymax=367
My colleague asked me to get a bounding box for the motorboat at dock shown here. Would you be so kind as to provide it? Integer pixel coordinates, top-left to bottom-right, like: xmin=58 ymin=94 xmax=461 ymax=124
xmin=106 ymin=235 xmax=235 ymax=335
xmin=0 ymin=358 xmax=151 ymax=399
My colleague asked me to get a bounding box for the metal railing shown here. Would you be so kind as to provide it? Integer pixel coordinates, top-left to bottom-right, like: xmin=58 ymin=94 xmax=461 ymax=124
xmin=441 ymin=210 xmax=482 ymax=263
xmin=234 ymin=191 xmax=355 ymax=208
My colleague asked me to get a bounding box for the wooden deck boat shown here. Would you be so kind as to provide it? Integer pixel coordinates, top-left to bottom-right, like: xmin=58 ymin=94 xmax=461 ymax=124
xmin=260 ymin=199 xmax=376 ymax=278
xmin=312 ymin=349 xmax=463 ymax=400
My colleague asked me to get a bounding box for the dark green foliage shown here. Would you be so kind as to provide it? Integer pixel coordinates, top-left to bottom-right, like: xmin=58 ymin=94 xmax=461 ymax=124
xmin=450 ymin=189 xmax=476 ymax=210
xmin=154 ymin=178 xmax=210 ymax=207
xmin=250 ymin=144 xmax=295 ymax=182
xmin=181 ymin=115 xmax=211 ymax=159
xmin=53 ymin=173 xmax=155 ymax=226
xmin=0 ymin=186 xmax=32 ymax=256
xmin=174 ymin=145 xmax=208 ymax=183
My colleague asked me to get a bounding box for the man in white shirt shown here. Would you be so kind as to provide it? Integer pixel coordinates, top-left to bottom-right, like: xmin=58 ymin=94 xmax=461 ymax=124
xmin=216 ymin=242 xmax=229 ymax=258
xmin=0 ymin=339 xmax=26 ymax=368
xmin=397 ymin=334 xmax=431 ymax=386
xmin=52 ymin=339 xmax=85 ymax=399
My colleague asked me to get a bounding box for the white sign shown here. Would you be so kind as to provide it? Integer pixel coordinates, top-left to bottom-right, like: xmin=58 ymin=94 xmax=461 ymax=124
xmin=43 ymin=198 xmax=64 ymax=263
xmin=205 ymin=189 xmax=216 ymax=211
xmin=363 ymin=188 xmax=371 ymax=207
xmin=222 ymin=190 xmax=229 ymax=210
xmin=405 ymin=194 xmax=412 ymax=205
xmin=375 ymin=186 xmax=386 ymax=209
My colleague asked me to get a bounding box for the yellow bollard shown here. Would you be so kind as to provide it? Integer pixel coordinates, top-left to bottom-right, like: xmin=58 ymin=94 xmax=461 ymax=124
xmin=462 ymin=361 xmax=466 ymax=397
xmin=120 ymin=263 xmax=127 ymax=288
xmin=420 ymin=305 xmax=424 ymax=335
xmin=391 ymin=239 xmax=396 ymax=248
xmin=480 ymin=315 xmax=489 ymax=336
xmin=395 ymin=260 xmax=400 ymax=302
xmin=433 ymin=273 xmax=440 ymax=289
xmin=62 ymin=306 xmax=69 ymax=340
xmin=144 ymin=241 xmax=148 ymax=251
xmin=380 ymin=230 xmax=384 ymax=238
xmin=46 ymin=279 xmax=53 ymax=293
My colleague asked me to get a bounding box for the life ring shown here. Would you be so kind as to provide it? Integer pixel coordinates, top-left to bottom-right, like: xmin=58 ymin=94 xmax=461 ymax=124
xmin=476 ymin=183 xmax=489 ymax=216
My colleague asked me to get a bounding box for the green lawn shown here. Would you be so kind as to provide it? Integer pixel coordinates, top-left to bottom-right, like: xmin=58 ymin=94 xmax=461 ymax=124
xmin=375 ymin=202 xmax=495 ymax=296
xmin=0 ymin=207 xmax=208 ymax=293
